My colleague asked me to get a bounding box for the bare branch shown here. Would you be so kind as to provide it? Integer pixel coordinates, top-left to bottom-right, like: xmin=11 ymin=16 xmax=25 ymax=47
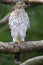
xmin=20 ymin=56 xmax=43 ymax=65
xmin=0 ymin=6 xmax=15 ymax=24
xmin=0 ymin=40 xmax=43 ymax=53
xmin=0 ymin=13 xmax=10 ymax=24
xmin=0 ymin=42 xmax=20 ymax=53
xmin=0 ymin=0 xmax=16 ymax=4
xmin=25 ymin=0 xmax=43 ymax=3
xmin=0 ymin=0 xmax=43 ymax=5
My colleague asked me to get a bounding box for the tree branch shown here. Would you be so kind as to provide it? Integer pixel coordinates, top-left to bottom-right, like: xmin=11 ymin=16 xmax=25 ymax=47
xmin=25 ymin=0 xmax=43 ymax=3
xmin=0 ymin=40 xmax=43 ymax=53
xmin=0 ymin=6 xmax=15 ymax=24
xmin=20 ymin=56 xmax=43 ymax=65
xmin=0 ymin=0 xmax=43 ymax=5
xmin=0 ymin=13 xmax=10 ymax=24
xmin=0 ymin=0 xmax=16 ymax=4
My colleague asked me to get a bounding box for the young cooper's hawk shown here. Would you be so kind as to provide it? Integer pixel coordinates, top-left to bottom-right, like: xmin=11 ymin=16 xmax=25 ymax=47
xmin=9 ymin=2 xmax=30 ymax=63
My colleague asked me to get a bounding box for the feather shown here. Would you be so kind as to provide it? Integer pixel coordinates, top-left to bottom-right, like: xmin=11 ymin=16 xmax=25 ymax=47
xmin=8 ymin=2 xmax=30 ymax=42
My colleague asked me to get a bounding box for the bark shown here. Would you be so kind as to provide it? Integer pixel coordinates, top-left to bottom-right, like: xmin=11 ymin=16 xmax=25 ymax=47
xmin=20 ymin=56 xmax=43 ymax=65
xmin=0 ymin=40 xmax=43 ymax=53
xmin=0 ymin=0 xmax=43 ymax=4
xmin=0 ymin=0 xmax=16 ymax=4
xmin=25 ymin=0 xmax=43 ymax=3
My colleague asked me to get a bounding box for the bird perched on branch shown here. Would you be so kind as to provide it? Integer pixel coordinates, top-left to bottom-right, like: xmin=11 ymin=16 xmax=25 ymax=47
xmin=9 ymin=2 xmax=30 ymax=64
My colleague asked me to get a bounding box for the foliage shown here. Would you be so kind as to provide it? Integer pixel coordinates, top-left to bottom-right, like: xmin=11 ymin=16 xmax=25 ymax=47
xmin=0 ymin=4 xmax=43 ymax=65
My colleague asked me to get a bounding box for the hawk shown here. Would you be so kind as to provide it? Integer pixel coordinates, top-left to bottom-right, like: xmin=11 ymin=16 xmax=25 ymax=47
xmin=9 ymin=2 xmax=30 ymax=63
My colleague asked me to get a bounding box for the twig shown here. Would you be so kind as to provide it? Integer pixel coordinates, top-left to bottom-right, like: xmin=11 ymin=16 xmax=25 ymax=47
xmin=0 ymin=13 xmax=10 ymax=24
xmin=20 ymin=56 xmax=43 ymax=65
xmin=0 ymin=6 xmax=15 ymax=24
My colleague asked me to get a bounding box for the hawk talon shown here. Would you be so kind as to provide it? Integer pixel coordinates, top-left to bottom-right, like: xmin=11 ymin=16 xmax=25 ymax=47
xmin=16 ymin=39 xmax=21 ymax=45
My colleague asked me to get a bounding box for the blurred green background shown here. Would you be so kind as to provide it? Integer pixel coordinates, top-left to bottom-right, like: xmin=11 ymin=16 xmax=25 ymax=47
xmin=0 ymin=4 xmax=43 ymax=65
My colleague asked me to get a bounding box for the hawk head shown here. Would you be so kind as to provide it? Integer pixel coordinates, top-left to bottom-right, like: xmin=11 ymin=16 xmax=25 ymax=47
xmin=15 ymin=2 xmax=25 ymax=9
xmin=16 ymin=2 xmax=22 ymax=8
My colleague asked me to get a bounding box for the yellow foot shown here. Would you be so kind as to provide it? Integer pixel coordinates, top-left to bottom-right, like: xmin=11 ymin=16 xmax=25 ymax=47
xmin=16 ymin=39 xmax=21 ymax=45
